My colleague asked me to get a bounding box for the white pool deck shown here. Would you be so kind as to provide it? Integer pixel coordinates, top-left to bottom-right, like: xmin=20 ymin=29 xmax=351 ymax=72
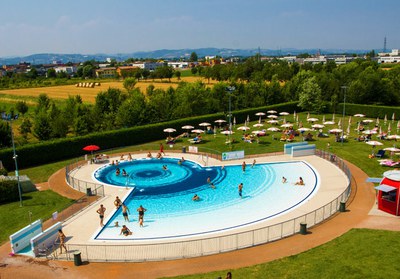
xmin=61 ymin=152 xmax=349 ymax=251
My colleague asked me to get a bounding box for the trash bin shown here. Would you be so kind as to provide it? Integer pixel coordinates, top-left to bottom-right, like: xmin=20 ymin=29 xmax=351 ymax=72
xmin=73 ymin=251 xmax=82 ymax=266
xmin=300 ymin=222 xmax=307 ymax=235
xmin=339 ymin=201 xmax=346 ymax=212
xmin=182 ymin=146 xmax=186 ymax=153
xmin=86 ymin=188 xmax=92 ymax=196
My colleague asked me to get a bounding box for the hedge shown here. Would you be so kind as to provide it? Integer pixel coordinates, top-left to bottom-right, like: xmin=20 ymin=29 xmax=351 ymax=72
xmin=0 ymin=180 xmax=19 ymax=204
xmin=337 ymin=103 xmax=400 ymax=119
xmin=0 ymin=102 xmax=300 ymax=170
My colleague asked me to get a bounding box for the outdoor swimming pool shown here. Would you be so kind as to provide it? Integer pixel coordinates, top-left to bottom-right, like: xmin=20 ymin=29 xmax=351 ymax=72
xmin=94 ymin=158 xmax=319 ymax=241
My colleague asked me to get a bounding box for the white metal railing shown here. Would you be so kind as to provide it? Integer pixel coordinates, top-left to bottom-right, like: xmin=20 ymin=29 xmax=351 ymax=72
xmin=61 ymin=150 xmax=352 ymax=262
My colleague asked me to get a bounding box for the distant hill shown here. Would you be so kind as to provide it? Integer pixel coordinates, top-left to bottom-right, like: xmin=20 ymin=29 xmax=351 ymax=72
xmin=0 ymin=48 xmax=371 ymax=65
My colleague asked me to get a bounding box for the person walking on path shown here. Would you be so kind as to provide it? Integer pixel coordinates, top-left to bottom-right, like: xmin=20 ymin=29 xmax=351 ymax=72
xmin=122 ymin=204 xmax=130 ymax=222
xmin=160 ymin=143 xmax=165 ymax=156
xmin=238 ymin=183 xmax=243 ymax=198
xmin=56 ymin=229 xmax=67 ymax=254
xmin=137 ymin=205 xmax=147 ymax=227
xmin=96 ymin=204 xmax=106 ymax=227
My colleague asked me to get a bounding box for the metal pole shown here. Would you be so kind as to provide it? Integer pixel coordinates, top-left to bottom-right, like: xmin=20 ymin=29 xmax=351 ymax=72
xmin=226 ymin=86 xmax=235 ymax=147
xmin=10 ymin=120 xmax=23 ymax=207
xmin=341 ymin=86 xmax=347 ymax=146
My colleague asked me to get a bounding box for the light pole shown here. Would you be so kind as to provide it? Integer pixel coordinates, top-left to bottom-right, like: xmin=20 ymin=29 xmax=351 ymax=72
xmin=1 ymin=114 xmax=23 ymax=207
xmin=341 ymin=86 xmax=347 ymax=146
xmin=226 ymin=86 xmax=235 ymax=146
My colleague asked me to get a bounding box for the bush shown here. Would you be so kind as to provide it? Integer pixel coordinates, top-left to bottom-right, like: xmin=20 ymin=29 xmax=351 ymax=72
xmin=0 ymin=180 xmax=19 ymax=204
xmin=0 ymin=168 xmax=7 ymax=176
xmin=337 ymin=103 xmax=400 ymax=119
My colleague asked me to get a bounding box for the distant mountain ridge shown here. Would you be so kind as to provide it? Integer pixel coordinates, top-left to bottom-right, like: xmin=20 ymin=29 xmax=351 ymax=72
xmin=0 ymin=47 xmax=371 ymax=65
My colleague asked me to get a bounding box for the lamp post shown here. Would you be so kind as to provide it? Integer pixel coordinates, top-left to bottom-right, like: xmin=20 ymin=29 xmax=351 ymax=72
xmin=341 ymin=86 xmax=347 ymax=146
xmin=226 ymin=86 xmax=235 ymax=146
xmin=1 ymin=114 xmax=23 ymax=207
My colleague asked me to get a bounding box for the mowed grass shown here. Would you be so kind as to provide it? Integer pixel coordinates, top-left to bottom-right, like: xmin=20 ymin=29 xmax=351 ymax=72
xmin=0 ymin=190 xmax=74 ymax=244
xmin=0 ymin=76 xmax=215 ymax=103
xmin=164 ymin=229 xmax=400 ymax=279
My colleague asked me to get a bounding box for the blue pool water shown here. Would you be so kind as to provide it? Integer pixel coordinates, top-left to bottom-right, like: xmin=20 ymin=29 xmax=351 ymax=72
xmin=94 ymin=158 xmax=319 ymax=240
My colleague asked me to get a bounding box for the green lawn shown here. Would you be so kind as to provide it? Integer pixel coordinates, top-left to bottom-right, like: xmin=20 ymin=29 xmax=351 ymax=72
xmin=0 ymin=190 xmax=74 ymax=244
xmin=164 ymin=229 xmax=400 ymax=279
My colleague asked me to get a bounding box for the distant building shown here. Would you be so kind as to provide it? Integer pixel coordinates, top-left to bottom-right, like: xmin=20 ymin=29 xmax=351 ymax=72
xmin=378 ymin=49 xmax=400 ymax=64
xmin=167 ymin=62 xmax=189 ymax=69
xmin=54 ymin=66 xmax=77 ymax=74
xmin=131 ymin=62 xmax=164 ymax=71
xmin=95 ymin=67 xmax=117 ymax=78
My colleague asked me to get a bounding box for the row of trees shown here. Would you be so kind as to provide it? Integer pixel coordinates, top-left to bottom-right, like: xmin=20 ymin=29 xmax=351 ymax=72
xmin=1 ymin=58 xmax=399 ymax=147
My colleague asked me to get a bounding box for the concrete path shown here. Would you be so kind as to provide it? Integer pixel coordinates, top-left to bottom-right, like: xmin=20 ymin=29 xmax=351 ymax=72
xmin=0 ymin=158 xmax=399 ymax=279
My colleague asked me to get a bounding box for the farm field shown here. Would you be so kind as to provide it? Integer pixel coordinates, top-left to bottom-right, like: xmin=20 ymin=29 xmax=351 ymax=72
xmin=0 ymin=76 xmax=215 ymax=103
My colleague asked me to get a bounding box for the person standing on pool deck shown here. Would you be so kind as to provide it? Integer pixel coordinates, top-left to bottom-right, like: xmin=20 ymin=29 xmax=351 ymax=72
xmin=238 ymin=183 xmax=243 ymax=198
xmin=137 ymin=205 xmax=147 ymax=226
xmin=242 ymin=161 xmax=246 ymax=173
xmin=122 ymin=204 xmax=130 ymax=222
xmin=96 ymin=204 xmax=106 ymax=227
xmin=160 ymin=143 xmax=165 ymax=156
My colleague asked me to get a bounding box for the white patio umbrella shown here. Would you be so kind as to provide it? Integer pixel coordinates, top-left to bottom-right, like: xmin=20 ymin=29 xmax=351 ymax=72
xmin=387 ymin=135 xmax=400 ymax=140
xmin=307 ymin=117 xmax=319 ymax=122
xmin=346 ymin=123 xmax=351 ymax=135
xmin=362 ymin=119 xmax=374 ymax=124
xmin=332 ymin=113 xmax=335 ymax=122
xmin=384 ymin=114 xmax=388 ymax=124
xmin=267 ymin=115 xmax=278 ymax=119
xmin=182 ymin=125 xmax=194 ymax=130
xmin=267 ymin=110 xmax=277 ymax=114
xmin=252 ymin=130 xmax=265 ymax=135
xmin=322 ymin=115 xmax=326 ymax=122
xmin=281 ymin=123 xmax=293 ymax=128
xmin=267 ymin=119 xmax=279 ymax=124
xmin=392 ymin=113 xmax=396 ymax=122
xmin=366 ymin=140 xmax=383 ymax=155
xmin=365 ymin=140 xmax=383 ymax=146
xmin=221 ymin=130 xmax=234 ymax=135
xmin=199 ymin=122 xmax=211 ymax=127
xmin=362 ymin=130 xmax=378 ymax=135
xmin=246 ymin=115 xmax=250 ymax=122
xmin=163 ymin=128 xmax=176 ymax=137
xmin=312 ymin=124 xmax=325 ymax=129
xmin=376 ymin=117 xmax=380 ymax=126
xmin=329 ymin=128 xmax=343 ymax=133
xmin=354 ymin=113 xmax=365 ymax=117
xmin=267 ymin=127 xmax=281 ymax=132
xmin=237 ymin=126 xmax=250 ymax=131
xmin=279 ymin=112 xmax=289 ymax=116
xmin=388 ymin=122 xmax=392 ymax=134
xmin=323 ymin=121 xmax=335 ymax=125
xmin=298 ymin=127 xmax=311 ymax=132
xmin=233 ymin=117 xmax=236 ymax=126
xmin=253 ymin=123 xmax=264 ymax=127
xmin=338 ymin=119 xmax=342 ymax=128
xmin=384 ymin=147 xmax=400 ymax=152
xmin=191 ymin=129 xmax=204 ymax=134
xmin=255 ymin=112 xmax=266 ymax=116
xmin=348 ymin=116 xmax=352 ymax=124
xmin=214 ymin=119 xmax=226 ymax=124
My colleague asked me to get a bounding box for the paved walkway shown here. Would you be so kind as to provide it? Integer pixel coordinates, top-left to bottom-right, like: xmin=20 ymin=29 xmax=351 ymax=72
xmin=0 ymin=158 xmax=399 ymax=279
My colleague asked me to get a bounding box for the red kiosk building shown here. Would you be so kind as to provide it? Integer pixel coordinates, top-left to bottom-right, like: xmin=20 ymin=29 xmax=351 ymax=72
xmin=376 ymin=170 xmax=400 ymax=216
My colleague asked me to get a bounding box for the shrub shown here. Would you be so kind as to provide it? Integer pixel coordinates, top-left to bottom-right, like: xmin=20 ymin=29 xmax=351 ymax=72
xmin=0 ymin=180 xmax=19 ymax=204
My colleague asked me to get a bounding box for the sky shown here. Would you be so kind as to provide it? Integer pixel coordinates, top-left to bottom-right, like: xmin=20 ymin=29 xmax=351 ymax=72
xmin=1 ymin=0 xmax=399 ymax=57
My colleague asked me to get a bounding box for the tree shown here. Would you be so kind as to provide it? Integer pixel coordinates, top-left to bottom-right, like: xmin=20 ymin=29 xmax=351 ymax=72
xmin=191 ymin=67 xmax=198 ymax=75
xmin=189 ymin=52 xmax=198 ymax=62
xmin=82 ymin=65 xmax=94 ymax=78
xmin=15 ymin=101 xmax=28 ymax=115
xmin=175 ymin=71 xmax=181 ymax=80
xmin=123 ymin=77 xmax=137 ymax=91
xmin=298 ymin=76 xmax=325 ymax=113
xmin=35 ymin=94 xmax=50 ymax=113
xmin=19 ymin=118 xmax=32 ymax=140
xmin=47 ymin=68 xmax=57 ymax=78
xmin=0 ymin=122 xmax=11 ymax=147
xmin=33 ymin=110 xmax=52 ymax=141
